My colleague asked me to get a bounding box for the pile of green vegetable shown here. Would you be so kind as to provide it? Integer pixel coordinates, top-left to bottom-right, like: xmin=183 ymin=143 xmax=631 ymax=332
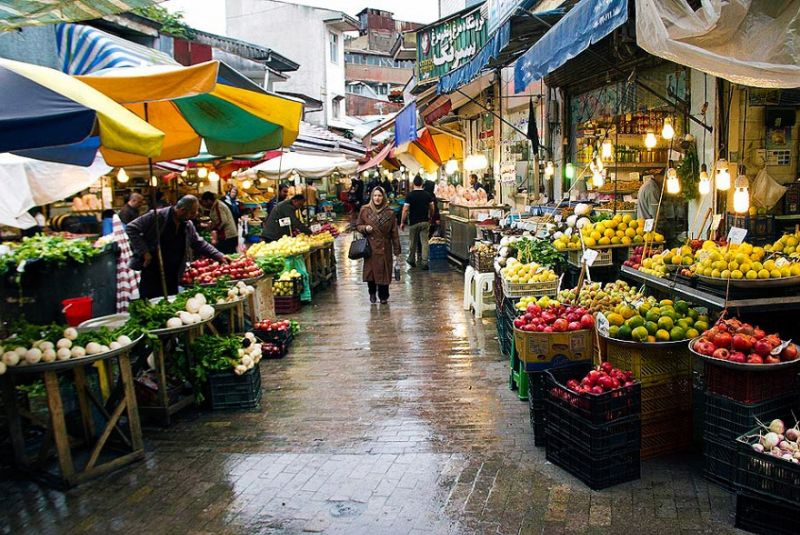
xmin=127 ymin=297 xmax=189 ymax=333
xmin=253 ymin=254 xmax=286 ymax=276
xmin=0 ymin=235 xmax=100 ymax=276
xmin=511 ymin=237 xmax=564 ymax=271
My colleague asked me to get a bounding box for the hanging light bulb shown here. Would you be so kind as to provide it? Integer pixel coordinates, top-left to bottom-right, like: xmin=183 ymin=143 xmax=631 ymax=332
xmin=180 ymin=170 xmax=188 ymax=178
xmin=116 ymin=168 xmax=129 ymax=184
xmin=592 ymin=169 xmax=605 ymax=188
xmin=208 ymin=171 xmax=220 ymax=182
xmin=445 ymin=158 xmax=459 ymax=175
xmin=715 ymin=158 xmax=730 ymax=191
xmin=601 ymin=137 xmax=613 ymax=160
xmin=698 ymin=164 xmax=711 ymax=195
xmin=733 ymin=168 xmax=750 ymax=214
xmin=399 ymin=166 xmax=405 ymax=173
xmin=150 ymin=175 xmax=158 ymax=187
xmin=242 ymin=179 xmax=252 ymax=190
xmin=231 ymin=170 xmax=239 ymax=178
xmin=544 ymin=161 xmax=554 ymax=180
xmin=259 ymin=177 xmax=267 ymax=184
xmin=644 ymin=130 xmax=657 ymax=150
xmin=666 ymin=166 xmax=680 ymax=194
xmin=362 ymin=171 xmax=370 ymax=179
xmin=197 ymin=167 xmax=208 ymax=179
xmin=565 ymin=163 xmax=575 ymax=180
xmin=661 ymin=117 xmax=675 ymax=140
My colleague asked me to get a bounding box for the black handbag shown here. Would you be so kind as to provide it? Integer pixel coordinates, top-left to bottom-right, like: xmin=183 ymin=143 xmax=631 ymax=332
xmin=348 ymin=232 xmax=372 ymax=260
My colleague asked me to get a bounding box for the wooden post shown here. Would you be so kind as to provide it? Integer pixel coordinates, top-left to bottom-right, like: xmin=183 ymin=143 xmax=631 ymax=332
xmin=72 ymin=367 xmax=96 ymax=443
xmin=43 ymin=371 xmax=75 ymax=485
xmin=119 ymin=353 xmax=144 ymax=452
xmin=1 ymin=376 xmax=27 ymax=467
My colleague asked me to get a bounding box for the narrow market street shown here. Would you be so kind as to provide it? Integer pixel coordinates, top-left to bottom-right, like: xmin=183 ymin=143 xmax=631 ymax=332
xmin=0 ymin=234 xmax=739 ymax=535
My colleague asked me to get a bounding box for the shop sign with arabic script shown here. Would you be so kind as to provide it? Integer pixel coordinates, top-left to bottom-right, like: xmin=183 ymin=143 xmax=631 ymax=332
xmin=416 ymin=6 xmax=487 ymax=84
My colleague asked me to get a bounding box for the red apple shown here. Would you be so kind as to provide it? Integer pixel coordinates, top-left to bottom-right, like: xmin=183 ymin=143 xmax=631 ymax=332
xmin=765 ymin=355 xmax=781 ymax=364
xmin=753 ymin=339 xmax=772 ymax=357
xmin=567 ymin=321 xmax=581 ymax=331
xmin=580 ymin=314 xmax=595 ymax=329
xmin=728 ymin=352 xmax=746 ymax=363
xmin=553 ymin=318 xmax=568 ymax=332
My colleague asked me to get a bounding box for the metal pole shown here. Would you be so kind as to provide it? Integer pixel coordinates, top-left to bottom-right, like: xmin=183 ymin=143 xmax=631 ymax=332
xmin=144 ymin=102 xmax=169 ymax=299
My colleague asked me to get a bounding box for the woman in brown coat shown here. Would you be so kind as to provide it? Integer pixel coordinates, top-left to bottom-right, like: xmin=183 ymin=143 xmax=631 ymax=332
xmin=357 ymin=186 xmax=401 ymax=304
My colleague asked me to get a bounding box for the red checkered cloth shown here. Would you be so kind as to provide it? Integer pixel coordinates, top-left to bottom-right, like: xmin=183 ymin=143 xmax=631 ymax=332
xmin=112 ymin=215 xmax=139 ymax=313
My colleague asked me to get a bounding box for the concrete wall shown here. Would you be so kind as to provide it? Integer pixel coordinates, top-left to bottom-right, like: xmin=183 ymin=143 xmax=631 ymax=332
xmin=345 ymin=63 xmax=412 ymax=85
xmin=226 ymin=0 xmax=347 ymax=127
xmin=346 ymin=93 xmax=402 ymax=116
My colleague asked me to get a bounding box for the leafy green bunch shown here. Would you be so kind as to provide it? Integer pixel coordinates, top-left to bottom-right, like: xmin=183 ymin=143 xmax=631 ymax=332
xmin=253 ymin=254 xmax=286 ymax=276
xmin=512 ymin=238 xmax=564 ymax=271
xmin=0 ymin=235 xmax=100 ymax=276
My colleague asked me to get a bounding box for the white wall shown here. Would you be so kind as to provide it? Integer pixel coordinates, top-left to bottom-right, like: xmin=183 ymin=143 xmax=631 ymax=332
xmin=226 ymin=0 xmax=347 ymax=126
xmin=688 ymin=69 xmax=717 ymax=239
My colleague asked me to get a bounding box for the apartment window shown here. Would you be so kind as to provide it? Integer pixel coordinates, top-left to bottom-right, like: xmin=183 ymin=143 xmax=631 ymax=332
xmin=332 ymin=96 xmax=344 ymax=119
xmin=329 ymin=32 xmax=339 ymax=64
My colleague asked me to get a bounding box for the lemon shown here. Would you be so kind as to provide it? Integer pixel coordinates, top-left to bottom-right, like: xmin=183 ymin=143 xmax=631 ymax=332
xmin=607 ymin=313 xmax=624 ymax=327
xmin=764 ymin=259 xmax=776 ymax=271
xmin=771 ymin=269 xmax=782 ymax=278
xmin=657 ymin=316 xmax=674 ymax=331
xmin=720 ymin=269 xmax=731 ymax=279
xmin=655 ymin=329 xmax=671 ymax=342
xmin=746 ymin=270 xmax=758 ymax=279
xmin=791 ymin=264 xmax=800 ymax=276
xmin=599 ymin=237 xmax=611 ymax=245
xmin=758 ymin=269 xmax=770 ymax=279
xmin=780 ymin=266 xmax=791 ymax=277
xmin=584 ymin=237 xmax=596 ymax=247
xmin=731 ymin=270 xmax=744 ymax=279
xmin=686 ymin=328 xmax=700 ymax=339
xmin=622 ymin=236 xmax=632 ymax=245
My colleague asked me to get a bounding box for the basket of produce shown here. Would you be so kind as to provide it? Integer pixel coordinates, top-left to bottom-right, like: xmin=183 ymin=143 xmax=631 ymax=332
xmin=252 ymin=254 xmax=286 ymax=277
xmin=735 ymin=417 xmax=800 ymax=508
xmin=429 ymin=241 xmax=448 ymax=260
xmin=181 ymin=256 xmax=264 ymax=286
xmin=253 ymin=318 xmax=294 ymax=345
xmin=247 ymin=235 xmax=311 ymax=258
xmin=192 ymin=333 xmax=264 ymax=410
xmin=570 ymin=214 xmax=665 ymax=250
xmin=512 ymin=302 xmax=594 ymax=370
xmin=691 ymin=240 xmax=800 ymax=287
xmin=272 ymin=270 xmax=303 ymax=297
xmin=469 ymin=243 xmax=495 ymax=273
xmin=567 ymin=248 xmax=612 ymax=268
xmin=500 ymin=258 xmax=559 ymax=298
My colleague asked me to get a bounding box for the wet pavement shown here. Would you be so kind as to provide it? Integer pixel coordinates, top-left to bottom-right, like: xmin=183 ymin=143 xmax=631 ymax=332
xmin=0 ymin=233 xmax=740 ymax=534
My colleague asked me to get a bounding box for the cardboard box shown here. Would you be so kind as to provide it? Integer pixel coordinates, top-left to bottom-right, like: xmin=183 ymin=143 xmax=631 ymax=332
xmin=514 ymin=328 xmax=594 ymax=370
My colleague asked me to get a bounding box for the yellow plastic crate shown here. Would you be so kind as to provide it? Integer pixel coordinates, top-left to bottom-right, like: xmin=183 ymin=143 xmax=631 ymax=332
xmin=602 ymin=337 xmax=692 ymax=386
xmin=501 ymin=276 xmax=558 ymax=298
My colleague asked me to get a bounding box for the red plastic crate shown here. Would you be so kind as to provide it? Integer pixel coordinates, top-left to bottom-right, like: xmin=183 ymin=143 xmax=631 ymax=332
xmin=274 ymin=295 xmax=301 ymax=315
xmin=704 ymin=363 xmax=799 ymax=403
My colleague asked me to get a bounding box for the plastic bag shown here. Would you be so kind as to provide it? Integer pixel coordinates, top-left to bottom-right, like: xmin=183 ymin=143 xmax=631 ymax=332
xmin=751 ymin=168 xmax=787 ymax=210
xmin=394 ymin=258 xmax=401 ymax=281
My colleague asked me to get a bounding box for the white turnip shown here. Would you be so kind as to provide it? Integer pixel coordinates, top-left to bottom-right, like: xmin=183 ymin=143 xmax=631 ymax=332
xmin=769 ymin=419 xmax=786 ymax=435
xmin=2 ymin=351 xmax=19 ymax=366
xmin=116 ymin=335 xmax=132 ymax=346
xmin=25 ymin=348 xmax=42 ymax=364
xmin=63 ymin=327 xmax=78 ymax=341
xmin=85 ymin=342 xmax=102 ymax=355
xmin=56 ymin=347 xmax=72 ymax=361
xmin=70 ymin=346 xmax=86 ymax=358
xmin=42 ymin=349 xmax=56 ymax=363
xmin=56 ymin=338 xmax=72 ymax=349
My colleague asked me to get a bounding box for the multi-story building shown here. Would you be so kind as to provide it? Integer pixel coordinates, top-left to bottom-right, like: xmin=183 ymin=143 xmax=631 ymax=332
xmin=226 ymin=0 xmax=358 ymax=128
xmin=438 ymin=0 xmax=484 ymax=19
xmin=344 ymin=8 xmax=423 ymax=118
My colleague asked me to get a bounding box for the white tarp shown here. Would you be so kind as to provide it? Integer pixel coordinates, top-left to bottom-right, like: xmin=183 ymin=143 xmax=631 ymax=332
xmin=0 ymin=154 xmax=111 ymax=228
xmin=243 ymin=151 xmax=358 ymax=180
xmin=636 ymin=0 xmax=800 ymax=88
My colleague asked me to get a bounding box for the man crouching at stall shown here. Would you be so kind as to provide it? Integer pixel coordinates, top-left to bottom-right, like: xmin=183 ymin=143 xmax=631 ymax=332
xmin=127 ymin=195 xmax=229 ymax=299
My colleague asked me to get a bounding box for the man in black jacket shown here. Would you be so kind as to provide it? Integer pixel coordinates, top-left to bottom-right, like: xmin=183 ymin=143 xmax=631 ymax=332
xmin=127 ymin=195 xmax=228 ymax=298
xmin=261 ymin=194 xmax=310 ymax=241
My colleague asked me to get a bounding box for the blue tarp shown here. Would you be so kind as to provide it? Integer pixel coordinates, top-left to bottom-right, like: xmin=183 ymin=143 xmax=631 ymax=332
xmin=438 ymin=22 xmax=511 ymax=95
xmin=394 ymin=102 xmax=417 ymax=147
xmin=514 ymin=0 xmax=629 ymax=93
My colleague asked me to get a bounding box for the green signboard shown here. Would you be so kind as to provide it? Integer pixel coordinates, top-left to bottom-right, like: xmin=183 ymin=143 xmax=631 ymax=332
xmin=416 ymin=6 xmax=488 ymax=84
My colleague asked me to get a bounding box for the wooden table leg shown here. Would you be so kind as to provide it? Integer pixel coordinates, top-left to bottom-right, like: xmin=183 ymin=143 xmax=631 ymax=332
xmin=1 ymin=376 xmax=28 ymax=467
xmin=118 ymin=353 xmax=143 ymax=451
xmin=154 ymin=341 xmax=170 ymax=426
xmin=43 ymin=371 xmax=76 ymax=486
xmin=72 ymin=367 xmax=96 ymax=443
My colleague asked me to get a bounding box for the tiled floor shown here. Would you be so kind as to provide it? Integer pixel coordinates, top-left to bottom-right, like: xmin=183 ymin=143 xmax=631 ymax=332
xmin=0 ymin=233 xmax=741 ymax=534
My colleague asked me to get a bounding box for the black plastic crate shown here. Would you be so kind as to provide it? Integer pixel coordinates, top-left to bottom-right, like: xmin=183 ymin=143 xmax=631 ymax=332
xmin=275 ymin=295 xmax=301 ymax=314
xmin=544 ymin=362 xmax=641 ymax=425
xmin=704 ymin=392 xmax=799 ymax=443
xmin=545 ymin=399 xmax=640 ymax=456
xmin=261 ymin=340 xmax=288 ymax=359
xmin=429 ymin=243 xmax=448 ymax=260
xmin=529 ymin=404 xmax=545 ymax=448
xmin=736 ymin=427 xmax=800 ymax=507
xmin=736 ymin=490 xmax=797 ymax=535
xmin=207 ymin=363 xmax=262 ymax=410
xmin=544 ymin=430 xmax=640 ymax=490
xmin=703 ymin=437 xmax=737 ymax=491
xmin=254 ymin=328 xmax=294 ymax=346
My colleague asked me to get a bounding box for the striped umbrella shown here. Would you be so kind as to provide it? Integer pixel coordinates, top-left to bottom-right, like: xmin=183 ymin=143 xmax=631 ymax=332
xmin=0 ymin=58 xmax=163 ymax=163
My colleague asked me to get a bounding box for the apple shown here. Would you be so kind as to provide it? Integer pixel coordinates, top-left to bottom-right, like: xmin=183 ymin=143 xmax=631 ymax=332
xmin=765 ymin=355 xmax=781 ymax=364
xmin=753 ymin=339 xmax=772 ymax=357
xmin=580 ymin=314 xmax=595 ymax=329
xmin=567 ymin=321 xmax=581 ymax=331
xmin=553 ymin=318 xmax=569 ymax=332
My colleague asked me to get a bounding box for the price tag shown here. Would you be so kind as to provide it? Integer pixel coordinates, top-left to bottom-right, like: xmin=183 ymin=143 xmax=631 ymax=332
xmin=557 ymin=273 xmax=564 ymax=293
xmin=631 ymin=299 xmax=644 ymax=309
xmin=644 ymin=219 xmax=655 ymax=232
xmin=596 ymin=312 xmax=610 ymax=337
xmin=554 ymin=213 xmax=563 ymax=223
xmin=728 ymin=226 xmax=748 ymax=245
xmin=324 ymin=205 xmax=333 ymax=213
xmin=535 ymin=229 xmax=549 ymax=239
xmin=279 ymin=217 xmax=291 ymax=227
xmin=310 ymin=224 xmax=322 ymax=233
xmin=710 ymin=214 xmax=722 ymax=231
xmin=582 ymin=248 xmax=599 ymax=267
xmin=776 ymin=257 xmax=791 ymax=268
xmin=771 ymin=339 xmax=792 ymax=356
xmin=490 ymin=209 xmax=503 ymax=219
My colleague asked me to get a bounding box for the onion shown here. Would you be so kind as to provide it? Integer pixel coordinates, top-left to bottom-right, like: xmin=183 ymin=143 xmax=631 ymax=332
xmin=109 ymin=341 xmax=122 ymax=351
xmin=63 ymin=327 xmax=78 ymax=341
xmin=25 ymin=348 xmax=42 ymax=364
xmin=244 ymin=332 xmax=256 ymax=343
xmin=178 ymin=311 xmax=193 ymax=325
xmin=39 ymin=341 xmax=54 ymax=352
xmin=185 ymin=297 xmax=201 ymax=314
xmin=198 ymin=304 xmax=215 ymax=321
xmin=2 ymin=351 xmax=20 ymax=366
xmin=116 ymin=335 xmax=132 ymax=346
xmin=234 ymin=364 xmax=247 ymax=375
xmin=14 ymin=346 xmax=27 ymax=357
xmin=57 ymin=338 xmax=72 ymax=349
xmin=752 ymin=443 xmax=765 ymax=453
xmin=769 ymin=419 xmax=786 ymax=435
xmin=42 ymin=349 xmax=57 ymax=363
xmin=71 ymin=346 xmax=86 ymax=358
xmin=241 ymin=355 xmax=253 ymax=367
xmin=0 ymin=361 xmax=5 ymax=375
xmin=762 ymin=432 xmax=781 ymax=450
xmin=166 ymin=317 xmax=183 ymax=329
xmin=85 ymin=342 xmax=102 ymax=355
xmin=56 ymin=347 xmax=72 ymax=360
xmin=786 ymin=428 xmax=799 ymax=442
xmin=194 ymin=293 xmax=206 ymax=306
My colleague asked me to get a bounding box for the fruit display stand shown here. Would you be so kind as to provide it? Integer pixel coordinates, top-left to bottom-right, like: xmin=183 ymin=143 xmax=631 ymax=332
xmin=251 ymin=276 xmax=275 ymax=324
xmin=0 ymin=333 xmax=145 ymax=489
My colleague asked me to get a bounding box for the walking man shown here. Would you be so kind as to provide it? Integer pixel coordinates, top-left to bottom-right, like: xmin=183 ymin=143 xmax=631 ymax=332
xmin=401 ymin=175 xmax=434 ymax=270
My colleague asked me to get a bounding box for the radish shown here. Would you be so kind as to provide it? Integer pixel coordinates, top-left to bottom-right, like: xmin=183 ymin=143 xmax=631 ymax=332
xmin=769 ymin=419 xmax=786 ymax=434
xmin=25 ymin=348 xmax=42 ymax=364
xmin=85 ymin=342 xmax=102 ymax=355
xmin=116 ymin=335 xmax=132 ymax=346
xmin=752 ymin=443 xmax=765 ymax=453
xmin=166 ymin=317 xmax=183 ymax=329
xmin=56 ymin=347 xmax=72 ymax=361
xmin=42 ymin=348 xmax=56 ymax=363
xmin=2 ymin=351 xmax=19 ymax=366
xmin=39 ymin=341 xmax=54 ymax=352
xmin=63 ymin=327 xmax=78 ymax=341
xmin=109 ymin=341 xmax=122 ymax=351
xmin=57 ymin=338 xmax=72 ymax=349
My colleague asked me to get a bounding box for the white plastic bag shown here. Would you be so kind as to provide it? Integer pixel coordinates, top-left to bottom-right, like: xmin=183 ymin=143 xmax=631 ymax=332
xmin=751 ymin=168 xmax=787 ymax=210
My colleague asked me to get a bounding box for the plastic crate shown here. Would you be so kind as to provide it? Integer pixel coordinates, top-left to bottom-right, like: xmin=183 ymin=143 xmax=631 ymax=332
xmin=604 ymin=339 xmax=691 ymax=386
xmin=703 ymin=437 xmax=738 ymax=490
xmin=274 ymin=295 xmax=301 ymax=314
xmin=529 ymin=403 xmax=545 ymax=448
xmin=703 ymin=392 xmax=799 ymax=443
xmin=641 ymin=411 xmax=693 ymax=459
xmin=545 ymin=399 xmax=641 ymax=456
xmin=501 ymin=276 xmax=558 ymax=298
xmin=726 ymin=214 xmax=775 ymax=245
xmin=272 ymin=277 xmax=303 ymax=298
xmin=736 ymin=427 xmax=800 ymax=507
xmin=470 ymin=250 xmax=495 ymax=273
xmin=544 ymin=430 xmax=640 ymax=490
xmin=640 ymin=377 xmax=692 ymax=422
xmin=429 ymin=243 xmax=448 ymax=260
xmin=567 ymin=248 xmax=613 ymax=268
xmin=207 ymin=363 xmax=262 ymax=410
xmin=703 ymin=363 xmax=799 ymax=403
xmin=544 ymin=362 xmax=641 ymax=425
xmin=260 ymin=340 xmax=288 ymax=359
xmin=736 ymin=491 xmax=797 ymax=535
xmin=254 ymin=327 xmax=294 ymax=346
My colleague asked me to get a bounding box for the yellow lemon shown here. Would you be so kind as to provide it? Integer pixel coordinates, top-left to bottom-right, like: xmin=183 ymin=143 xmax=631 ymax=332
xmin=771 ymin=269 xmax=782 ymax=278
xmin=758 ymin=269 xmax=770 ymax=279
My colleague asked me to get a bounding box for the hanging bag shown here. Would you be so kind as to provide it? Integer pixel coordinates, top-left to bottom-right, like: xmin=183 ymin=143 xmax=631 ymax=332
xmin=348 ymin=231 xmax=372 ymax=260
